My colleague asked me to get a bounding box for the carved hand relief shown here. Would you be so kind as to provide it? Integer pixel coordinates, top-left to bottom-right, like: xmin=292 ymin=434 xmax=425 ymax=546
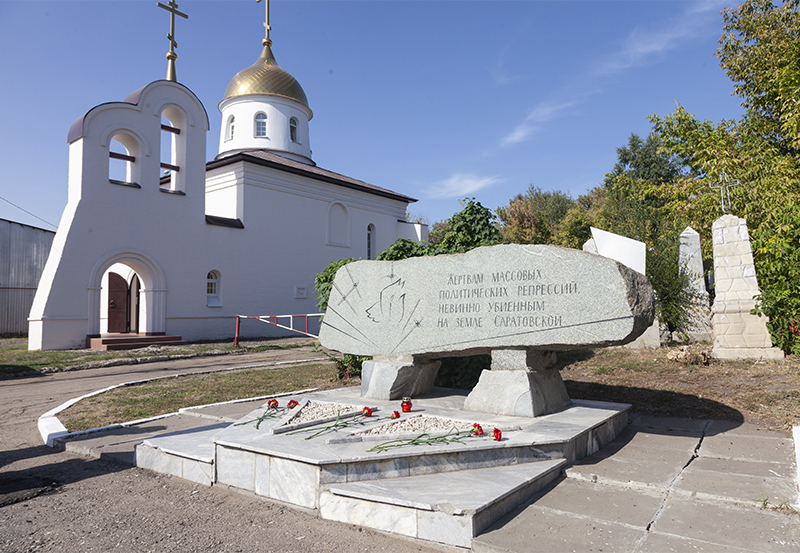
xmin=319 ymin=244 xmax=655 ymax=357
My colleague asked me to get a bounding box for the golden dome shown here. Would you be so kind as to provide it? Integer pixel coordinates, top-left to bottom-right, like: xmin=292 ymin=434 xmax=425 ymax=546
xmin=222 ymin=45 xmax=309 ymax=108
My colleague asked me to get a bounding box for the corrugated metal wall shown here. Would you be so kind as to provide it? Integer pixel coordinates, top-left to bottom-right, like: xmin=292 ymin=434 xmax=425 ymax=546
xmin=0 ymin=219 xmax=55 ymax=334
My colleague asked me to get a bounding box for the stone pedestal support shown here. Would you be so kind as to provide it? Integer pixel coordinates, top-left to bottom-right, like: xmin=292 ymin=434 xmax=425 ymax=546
xmin=360 ymin=356 xmax=442 ymax=400
xmin=463 ymin=348 xmax=571 ymax=417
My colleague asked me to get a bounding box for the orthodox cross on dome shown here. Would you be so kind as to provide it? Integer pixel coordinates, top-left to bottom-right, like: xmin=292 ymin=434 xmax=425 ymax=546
xmin=157 ymin=0 xmax=189 ymax=82
xmin=710 ymin=172 xmax=742 ymax=215
xmin=257 ymin=0 xmax=272 ymax=47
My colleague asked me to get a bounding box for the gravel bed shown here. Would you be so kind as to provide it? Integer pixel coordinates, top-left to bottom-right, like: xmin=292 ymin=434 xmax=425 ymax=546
xmin=289 ymin=401 xmax=362 ymax=424
xmin=358 ymin=415 xmax=472 ymax=435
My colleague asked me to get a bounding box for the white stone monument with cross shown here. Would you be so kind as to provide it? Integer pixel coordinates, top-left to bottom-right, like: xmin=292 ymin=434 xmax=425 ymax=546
xmin=710 ymin=215 xmax=783 ymax=360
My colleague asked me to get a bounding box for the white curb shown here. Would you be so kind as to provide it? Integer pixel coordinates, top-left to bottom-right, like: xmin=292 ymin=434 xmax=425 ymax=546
xmin=38 ymin=357 xmax=328 ymax=446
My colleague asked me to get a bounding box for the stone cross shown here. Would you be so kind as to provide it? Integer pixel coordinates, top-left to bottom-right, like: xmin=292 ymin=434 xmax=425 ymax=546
xmin=319 ymin=244 xmax=655 ymax=417
xmin=710 ymin=172 xmax=741 ymax=215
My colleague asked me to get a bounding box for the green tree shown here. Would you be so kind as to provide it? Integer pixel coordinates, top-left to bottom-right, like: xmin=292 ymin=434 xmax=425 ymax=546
xmin=436 ymin=198 xmax=504 ymax=253
xmin=650 ymin=0 xmax=800 ymax=352
xmin=376 ymin=198 xmax=503 ymax=260
xmin=554 ymin=186 xmax=610 ymax=249
xmin=496 ymin=185 xmax=575 ymax=244
xmin=605 ymin=133 xmax=686 ymax=194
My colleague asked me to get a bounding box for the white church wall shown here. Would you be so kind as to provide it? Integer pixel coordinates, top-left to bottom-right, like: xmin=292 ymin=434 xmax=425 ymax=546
xmin=166 ymin=163 xmax=411 ymax=342
xmin=205 ymin=168 xmax=243 ymax=220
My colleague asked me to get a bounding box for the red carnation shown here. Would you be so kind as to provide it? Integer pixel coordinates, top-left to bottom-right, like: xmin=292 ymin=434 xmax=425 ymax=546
xmin=267 ymin=399 xmax=279 ymax=409
xmin=390 ymin=411 xmax=400 ymax=419
xmin=471 ymin=423 xmax=483 ymax=437
xmin=362 ymin=406 xmax=373 ymax=417
xmin=287 ymin=399 xmax=299 ymax=409
xmin=493 ymin=427 xmax=502 ymax=441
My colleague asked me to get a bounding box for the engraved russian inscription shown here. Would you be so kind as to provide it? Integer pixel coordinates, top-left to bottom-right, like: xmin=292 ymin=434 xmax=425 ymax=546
xmin=319 ymin=244 xmax=655 ymax=356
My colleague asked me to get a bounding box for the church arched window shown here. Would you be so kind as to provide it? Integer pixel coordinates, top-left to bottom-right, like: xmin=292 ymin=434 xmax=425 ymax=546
xmin=207 ymin=270 xmax=222 ymax=307
xmin=254 ymin=112 xmax=267 ymax=138
xmin=225 ymin=116 xmax=235 ymax=142
xmin=289 ymin=117 xmax=298 ymax=143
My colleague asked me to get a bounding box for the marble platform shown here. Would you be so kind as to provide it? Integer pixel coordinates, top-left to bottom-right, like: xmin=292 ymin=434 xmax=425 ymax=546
xmin=135 ymin=387 xmax=630 ymax=549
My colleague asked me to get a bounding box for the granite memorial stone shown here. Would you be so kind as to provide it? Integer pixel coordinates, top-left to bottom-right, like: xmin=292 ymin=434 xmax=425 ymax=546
xmin=319 ymin=244 xmax=655 ymax=416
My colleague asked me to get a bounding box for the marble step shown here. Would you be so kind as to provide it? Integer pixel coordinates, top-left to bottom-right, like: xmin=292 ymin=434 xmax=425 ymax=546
xmin=320 ymin=458 xmax=567 ymax=549
xmin=136 ymin=422 xmax=226 ymax=486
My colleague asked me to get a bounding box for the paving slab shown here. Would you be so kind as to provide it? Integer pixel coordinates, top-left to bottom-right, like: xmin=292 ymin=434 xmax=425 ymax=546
xmin=700 ymin=430 xmax=795 ymax=464
xmin=473 ymin=503 xmax=646 ymax=553
xmin=567 ymin=449 xmax=693 ymax=489
xmin=636 ymin=532 xmax=757 ymax=553
xmin=529 ymin=477 xmax=665 ymax=527
xmin=675 ymin=456 xmax=798 ymax=504
xmin=628 ymin=414 xmax=712 ymax=434
xmin=652 ymin=496 xmax=800 ymax=552
xmin=586 ymin=425 xmax=701 ymax=461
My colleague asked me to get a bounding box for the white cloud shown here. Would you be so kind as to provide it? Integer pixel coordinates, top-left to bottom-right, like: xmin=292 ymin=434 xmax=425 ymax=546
xmin=594 ymin=2 xmax=723 ymax=76
xmin=500 ymin=2 xmax=723 ymax=147
xmin=502 ymin=99 xmax=579 ymax=146
xmin=426 ymin=173 xmax=502 ymax=199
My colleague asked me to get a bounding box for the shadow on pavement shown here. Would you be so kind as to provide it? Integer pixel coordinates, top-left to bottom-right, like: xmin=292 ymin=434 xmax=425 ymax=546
xmin=564 ymin=380 xmax=744 ymax=431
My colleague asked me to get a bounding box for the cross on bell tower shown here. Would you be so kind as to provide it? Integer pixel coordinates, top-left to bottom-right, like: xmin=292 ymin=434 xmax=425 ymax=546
xmin=157 ymin=0 xmax=188 ymax=82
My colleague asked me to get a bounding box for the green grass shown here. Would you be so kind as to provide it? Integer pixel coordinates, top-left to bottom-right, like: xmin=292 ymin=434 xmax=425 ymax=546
xmin=592 ymin=366 xmax=615 ymax=375
xmin=0 ymin=340 xmax=310 ymax=376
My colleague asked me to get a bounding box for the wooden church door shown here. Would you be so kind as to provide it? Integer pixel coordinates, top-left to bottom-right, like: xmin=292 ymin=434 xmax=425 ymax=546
xmin=107 ymin=272 xmax=129 ymax=333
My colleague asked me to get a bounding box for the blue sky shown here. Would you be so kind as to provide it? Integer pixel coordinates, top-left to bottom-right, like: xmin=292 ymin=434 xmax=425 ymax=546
xmin=0 ymin=0 xmax=744 ymax=231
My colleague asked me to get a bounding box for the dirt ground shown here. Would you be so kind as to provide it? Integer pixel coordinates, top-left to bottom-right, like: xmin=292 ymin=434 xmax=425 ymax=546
xmin=559 ymin=344 xmax=800 ymax=433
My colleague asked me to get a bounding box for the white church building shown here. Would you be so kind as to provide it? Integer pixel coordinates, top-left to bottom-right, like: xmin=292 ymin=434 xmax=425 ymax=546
xmin=28 ymin=10 xmax=425 ymax=350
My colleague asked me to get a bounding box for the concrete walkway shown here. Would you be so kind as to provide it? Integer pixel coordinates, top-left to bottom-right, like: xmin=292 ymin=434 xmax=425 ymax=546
xmin=474 ymin=415 xmax=799 ymax=553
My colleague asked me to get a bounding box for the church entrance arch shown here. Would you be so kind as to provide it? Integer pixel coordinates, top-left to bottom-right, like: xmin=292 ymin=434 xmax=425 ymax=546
xmin=88 ymin=250 xmax=167 ymax=337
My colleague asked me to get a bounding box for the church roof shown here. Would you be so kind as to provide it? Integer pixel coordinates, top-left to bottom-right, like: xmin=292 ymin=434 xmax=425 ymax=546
xmin=222 ymin=45 xmax=310 ymax=111
xmin=207 ymin=150 xmax=417 ymax=204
